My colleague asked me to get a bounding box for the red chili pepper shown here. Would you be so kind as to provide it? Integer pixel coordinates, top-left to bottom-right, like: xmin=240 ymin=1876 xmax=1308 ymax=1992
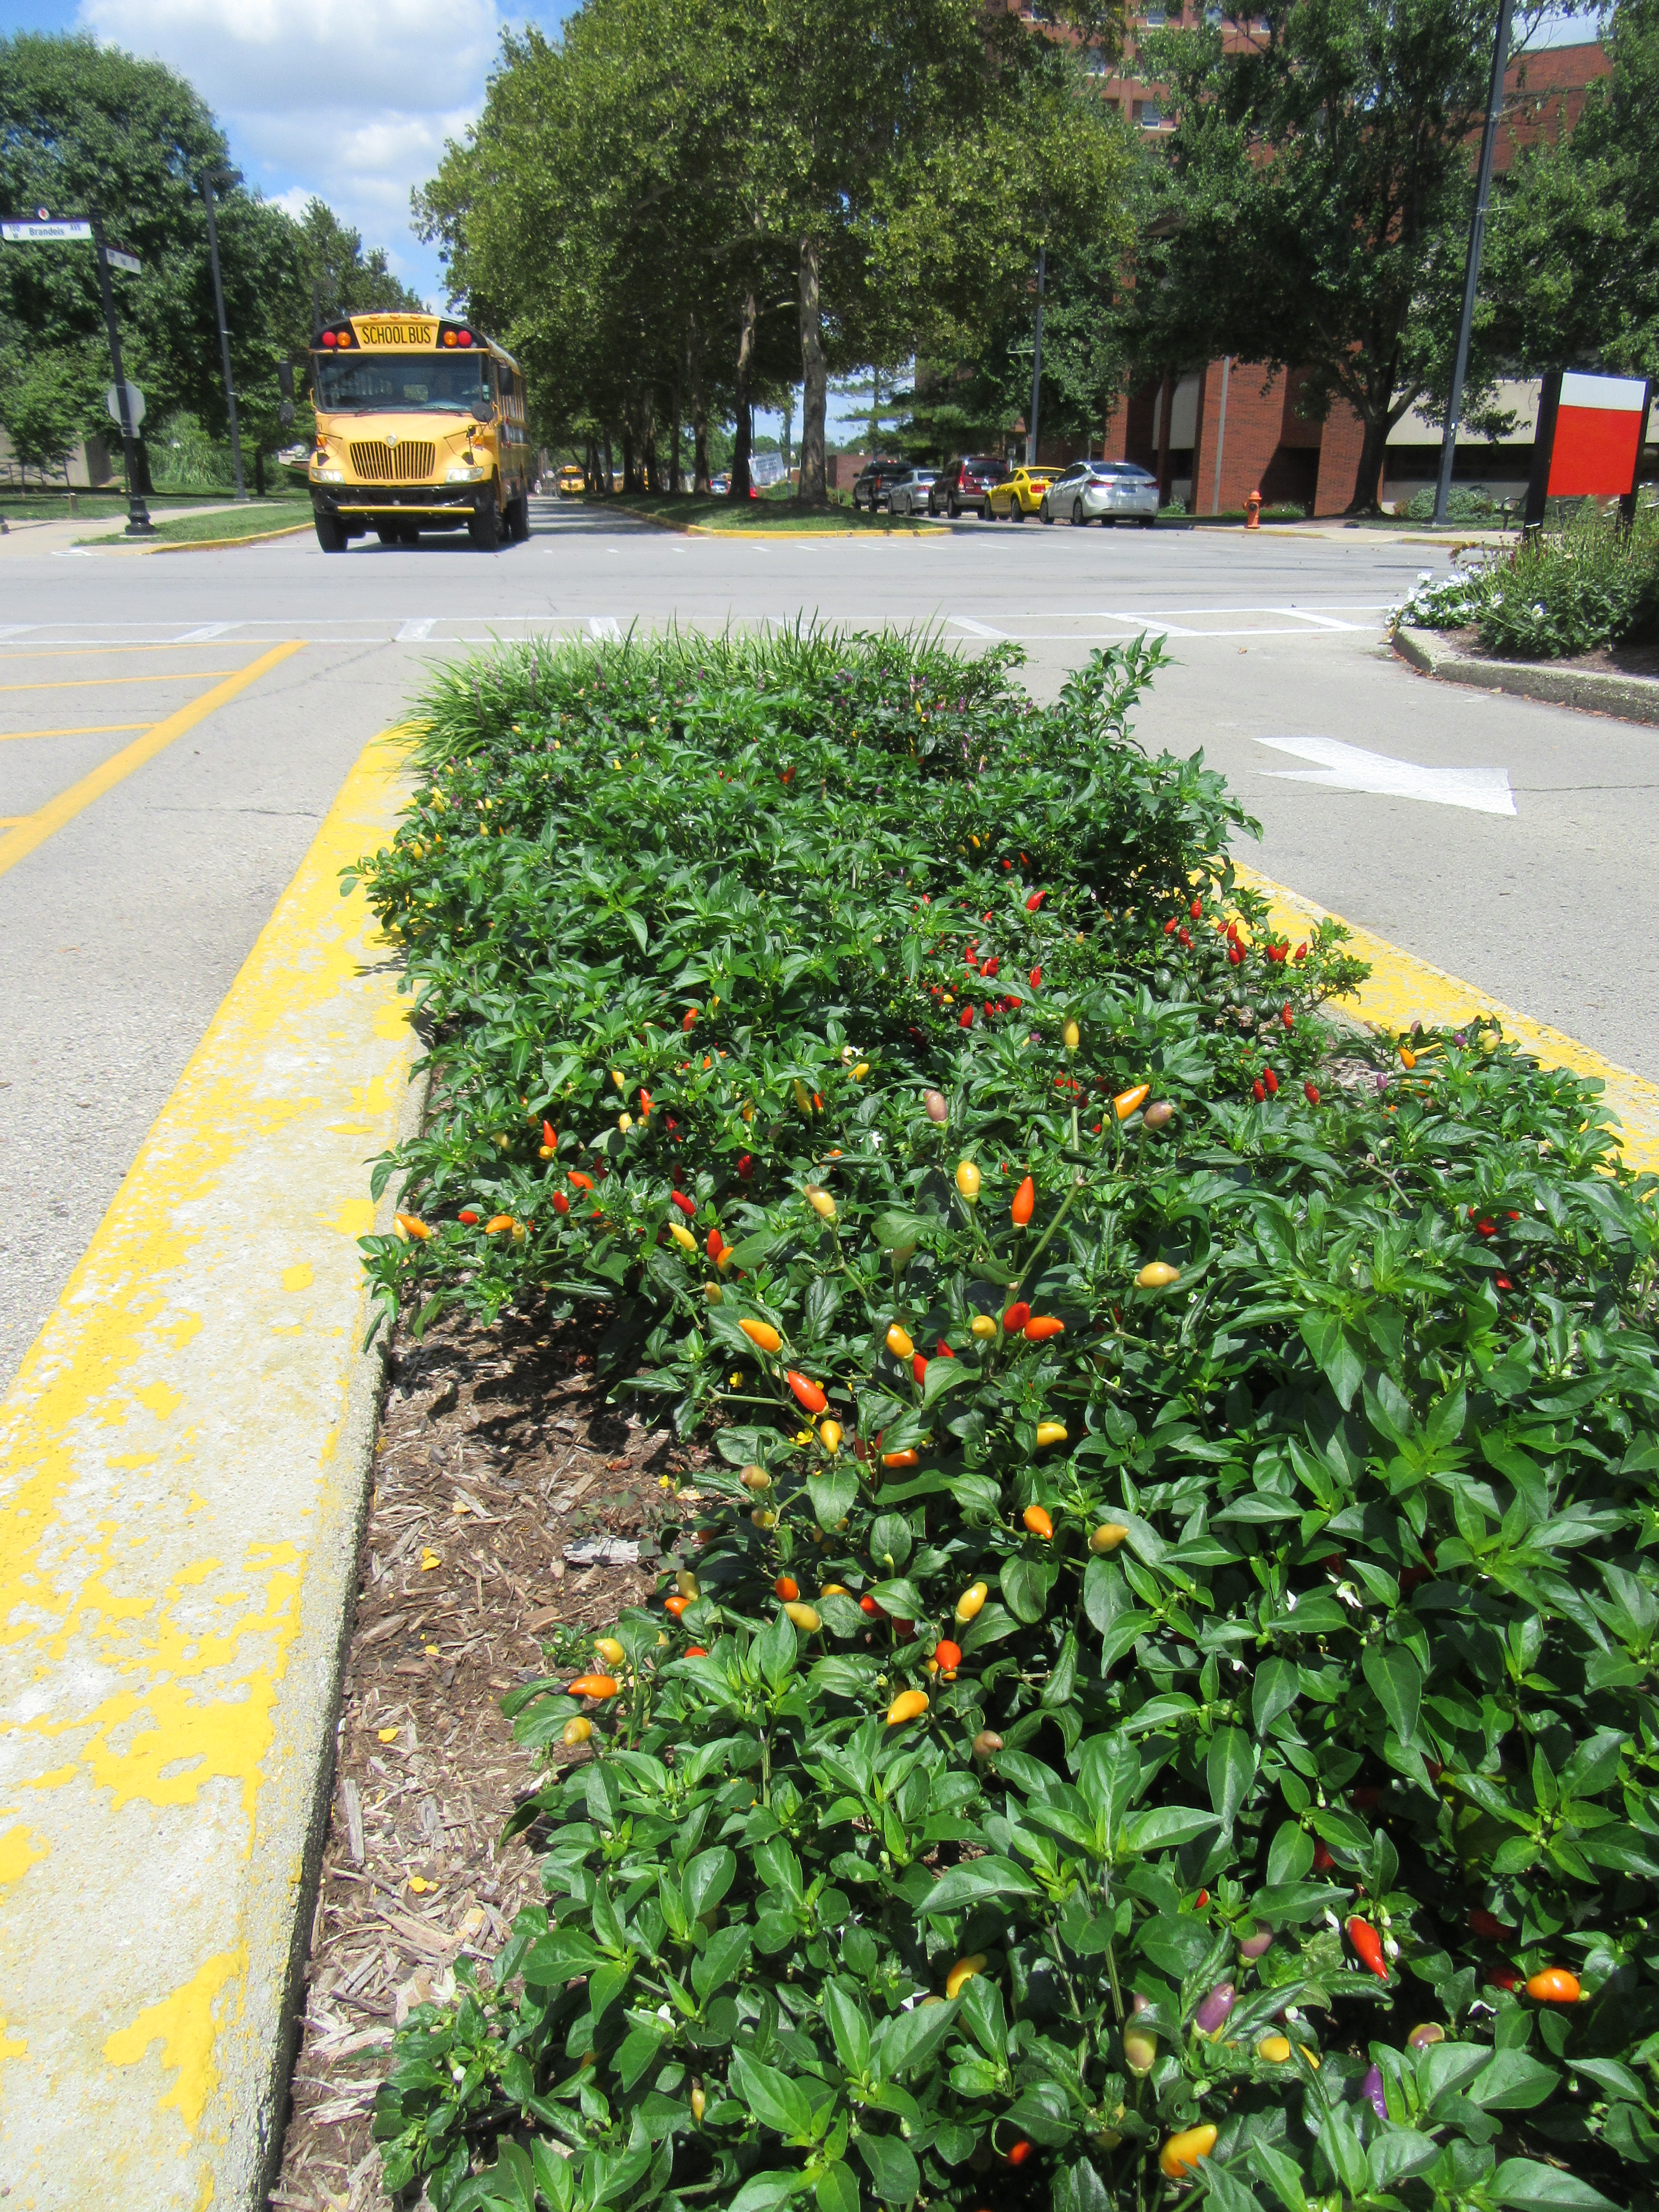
xmin=569 ymin=1172 xmax=595 ymax=1191
xmin=1190 ymin=899 xmax=1202 ymax=919
xmin=1003 ymin=1301 xmax=1031 ymax=1334
xmin=552 ymin=1191 xmax=570 ymax=1216
xmin=1178 ymin=928 xmax=1192 ymax=947
xmin=780 ymin=766 xmax=795 ymax=783
xmin=671 ymin=1191 xmax=697 ymax=1218
xmin=458 ymin=1208 xmax=480 ymax=1225
xmin=913 ymin=1353 xmax=928 ymax=1385
xmin=1011 ymin=1174 xmax=1035 ymax=1227
xmin=1477 ymin=1220 xmax=1496 ymax=1238
xmin=1252 ymin=1080 xmax=1266 ymax=1103
xmin=1470 ymin=1909 xmax=1511 ymax=1940
xmin=1347 ymin=1916 xmax=1389 ymax=1982
xmin=1026 ymin=890 xmax=1045 ymax=911
xmin=787 ymin=1371 xmax=827 ymax=1414
xmin=1228 ymin=944 xmax=1243 ymax=966
xmin=542 ymin=1120 xmax=558 ymax=1148
xmin=859 ymin=1593 xmax=883 ymax=1616
xmin=1485 ymin=1963 xmax=1522 ymax=1992
xmin=1304 ymin=1082 xmax=1320 ymax=1104
xmin=1007 ymin=2141 xmax=1033 ymax=2167
xmin=1028 ymin=966 xmax=1041 ymax=990
xmin=1281 ymin=1004 xmax=1294 ymax=1030
xmin=1496 ymin=1275 xmax=1513 ymax=1290
xmin=982 ymin=956 xmax=998 ymax=979
xmin=960 ymin=1006 xmax=974 ymax=1027
xmin=1024 ymin=1316 xmax=1065 ymax=1341
xmin=738 ymin=1153 xmax=755 ymax=1179
xmin=707 ymin=1228 xmax=725 ymax=1260
xmin=1313 ymin=1841 xmax=1335 ymax=1870
xmin=682 ymin=1007 xmax=697 ymax=1031
xmin=1164 ymin=917 xmax=1179 ymax=936
xmin=1294 ymin=943 xmax=1307 ymax=961
xmin=1264 ymin=1068 xmax=1278 ymax=1095
xmin=1507 ymin=1209 xmax=1520 ymax=1220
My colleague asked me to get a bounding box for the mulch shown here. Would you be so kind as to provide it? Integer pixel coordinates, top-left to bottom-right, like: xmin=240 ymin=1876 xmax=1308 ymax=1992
xmin=1436 ymin=624 xmax=1659 ymax=681
xmin=267 ymin=1306 xmax=706 ymax=2212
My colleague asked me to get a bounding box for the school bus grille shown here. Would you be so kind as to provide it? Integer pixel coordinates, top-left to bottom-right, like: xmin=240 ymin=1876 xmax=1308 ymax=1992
xmin=349 ymin=439 xmax=437 ymax=483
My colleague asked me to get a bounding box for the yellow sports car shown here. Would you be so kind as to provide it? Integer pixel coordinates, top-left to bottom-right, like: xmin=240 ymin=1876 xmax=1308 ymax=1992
xmin=985 ymin=467 xmax=1056 ymax=520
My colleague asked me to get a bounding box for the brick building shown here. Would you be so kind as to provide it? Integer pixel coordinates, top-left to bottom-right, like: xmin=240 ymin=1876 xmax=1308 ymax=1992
xmin=998 ymin=9 xmax=1612 ymax=513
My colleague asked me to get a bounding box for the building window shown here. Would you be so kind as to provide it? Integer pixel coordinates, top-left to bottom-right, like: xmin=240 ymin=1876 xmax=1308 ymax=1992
xmin=1135 ymin=99 xmax=1165 ymax=125
xmin=1142 ymin=5 xmax=1166 ymax=23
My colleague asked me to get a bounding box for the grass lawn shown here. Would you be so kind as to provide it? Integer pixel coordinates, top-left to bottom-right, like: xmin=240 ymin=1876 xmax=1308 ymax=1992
xmin=3 ymin=487 xmax=308 ymax=524
xmin=77 ymin=502 xmax=315 ymax=547
xmin=596 ymin=489 xmax=940 ymax=533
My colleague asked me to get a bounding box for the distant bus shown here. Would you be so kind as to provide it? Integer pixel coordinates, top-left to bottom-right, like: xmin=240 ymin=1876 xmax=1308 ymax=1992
xmin=306 ymin=312 xmax=533 ymax=553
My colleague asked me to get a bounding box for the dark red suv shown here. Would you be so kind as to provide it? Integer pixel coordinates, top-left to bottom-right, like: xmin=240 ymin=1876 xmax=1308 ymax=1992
xmin=930 ymin=455 xmax=1012 ymax=518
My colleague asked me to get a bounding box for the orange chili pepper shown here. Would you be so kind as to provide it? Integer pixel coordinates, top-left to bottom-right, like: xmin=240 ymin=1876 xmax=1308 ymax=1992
xmin=1023 ymin=1316 xmax=1064 ymax=1341
xmin=1011 ymin=1174 xmax=1035 ymax=1227
xmin=787 ymin=1371 xmax=827 ymax=1414
xmin=1023 ymin=1504 xmax=1054 ymax=1540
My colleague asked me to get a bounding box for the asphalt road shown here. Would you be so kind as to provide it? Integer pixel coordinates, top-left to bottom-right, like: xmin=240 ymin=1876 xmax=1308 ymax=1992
xmin=2 ymin=495 xmax=1653 ymax=1388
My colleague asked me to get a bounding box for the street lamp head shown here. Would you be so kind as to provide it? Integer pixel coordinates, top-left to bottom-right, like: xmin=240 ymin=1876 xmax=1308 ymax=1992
xmin=204 ymin=167 xmax=243 ymax=190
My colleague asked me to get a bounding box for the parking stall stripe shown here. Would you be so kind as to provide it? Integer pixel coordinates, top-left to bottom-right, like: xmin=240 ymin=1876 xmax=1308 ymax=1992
xmin=0 ymin=641 xmax=304 ymax=882
xmin=0 ymin=722 xmax=152 ymax=742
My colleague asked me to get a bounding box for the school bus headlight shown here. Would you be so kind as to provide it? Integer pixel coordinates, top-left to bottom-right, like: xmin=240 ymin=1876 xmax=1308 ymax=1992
xmin=312 ymin=464 xmax=344 ymax=482
xmin=445 ymin=463 xmax=488 ymax=483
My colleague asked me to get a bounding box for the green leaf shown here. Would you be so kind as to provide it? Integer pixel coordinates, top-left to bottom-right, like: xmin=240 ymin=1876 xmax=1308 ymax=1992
xmin=1122 ymin=1805 xmax=1220 ymax=1852
xmin=1488 ymin=2161 xmax=1621 ymax=2209
xmin=1001 ymin=1556 xmax=1056 ymax=1624
xmin=808 ymin=1467 xmax=857 ymax=1528
xmin=1361 ymin=1642 xmax=1423 ymax=1746
xmin=1252 ymin=1655 xmax=1300 ymax=1733
xmin=729 ymin=2172 xmax=810 ymax=2212
xmin=1470 ymin=2049 xmax=1561 ymax=2110
xmin=731 ymin=2050 xmax=815 ymax=2138
xmin=1206 ymin=1726 xmax=1256 ymax=1831
xmin=854 ymin=2131 xmax=920 ymax=2206
xmin=815 ymin=2163 xmax=861 ymax=2212
xmin=824 ymin=1982 xmax=872 ymax=2078
xmin=922 ymin=1855 xmax=1043 ymax=1912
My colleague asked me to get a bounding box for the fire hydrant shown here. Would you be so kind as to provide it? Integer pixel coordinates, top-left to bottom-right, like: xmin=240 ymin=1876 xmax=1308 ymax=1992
xmin=1244 ymin=488 xmax=1262 ymax=531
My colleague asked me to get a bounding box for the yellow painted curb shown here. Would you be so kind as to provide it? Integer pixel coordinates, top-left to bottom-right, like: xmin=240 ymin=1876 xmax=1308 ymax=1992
xmin=75 ymin=521 xmax=314 ymax=555
xmin=0 ymin=729 xmax=419 ymax=2207
xmin=1236 ymin=863 xmax=1659 ymax=1176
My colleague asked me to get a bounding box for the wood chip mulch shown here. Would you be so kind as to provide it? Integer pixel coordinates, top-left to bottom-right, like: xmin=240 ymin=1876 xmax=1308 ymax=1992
xmin=267 ymin=1307 xmax=707 ymax=2211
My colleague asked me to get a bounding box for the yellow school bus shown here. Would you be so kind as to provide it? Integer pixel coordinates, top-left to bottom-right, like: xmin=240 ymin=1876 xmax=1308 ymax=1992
xmin=307 ymin=312 xmax=533 ymax=552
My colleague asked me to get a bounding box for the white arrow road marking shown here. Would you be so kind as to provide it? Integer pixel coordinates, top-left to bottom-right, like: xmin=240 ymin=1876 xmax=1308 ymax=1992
xmin=589 ymin=616 xmax=622 ymax=639
xmin=175 ymin=623 xmax=236 ymax=641
xmin=396 ymin=618 xmax=435 ymax=642
xmin=1257 ymin=735 xmax=1516 ymax=816
xmin=949 ymin=616 xmax=1007 ymax=639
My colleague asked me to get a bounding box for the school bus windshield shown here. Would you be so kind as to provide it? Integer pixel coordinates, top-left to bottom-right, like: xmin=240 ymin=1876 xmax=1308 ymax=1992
xmin=313 ymin=350 xmax=493 ymax=416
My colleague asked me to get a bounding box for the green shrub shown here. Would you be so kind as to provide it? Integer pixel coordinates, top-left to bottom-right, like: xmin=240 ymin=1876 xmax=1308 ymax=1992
xmin=1394 ymin=501 xmax=1659 ymax=658
xmin=1399 ymin=488 xmax=1497 ymax=525
xmin=355 ymin=632 xmax=1659 ymax=2212
xmin=150 ymin=409 xmax=232 ymax=492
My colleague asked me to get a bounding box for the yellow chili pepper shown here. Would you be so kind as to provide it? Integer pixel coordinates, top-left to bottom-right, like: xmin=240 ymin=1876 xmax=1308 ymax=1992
xmin=955 ymin=1159 xmax=981 ymax=1203
xmin=740 ymin=1318 xmax=781 ymax=1352
xmin=886 ymin=1689 xmax=929 ymax=1726
xmin=669 ymin=1222 xmax=697 ymax=1253
xmin=946 ymin=1954 xmax=987 ymax=2000
xmin=783 ymin=1602 xmax=821 ymax=1633
xmin=594 ymin=1637 xmax=626 ymax=1665
xmin=886 ymin=1322 xmax=915 ymax=1359
xmin=394 ymin=1212 xmax=431 ymax=1241
xmin=805 ymin=1185 xmax=836 ymax=1221
xmin=970 ymin=1314 xmax=996 ymax=1340
xmin=819 ymin=1420 xmax=843 ymax=1454
xmin=562 ymin=1717 xmax=594 ymax=1746
xmin=955 ymin=1580 xmax=988 ymax=1624
xmin=1036 ymin=1420 xmax=1068 ymax=1448
xmin=1113 ymin=1083 xmax=1150 ymax=1120
xmin=1089 ymin=1522 xmax=1129 ymax=1553
xmin=1062 ymin=1019 xmax=1080 ymax=1051
xmin=1136 ymin=1261 xmax=1181 ymax=1290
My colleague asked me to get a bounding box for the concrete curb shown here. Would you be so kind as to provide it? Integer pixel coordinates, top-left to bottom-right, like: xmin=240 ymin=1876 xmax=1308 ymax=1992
xmin=0 ymin=731 xmax=423 ymax=2209
xmin=1392 ymin=623 xmax=1659 ymax=726
xmin=1235 ymin=862 xmax=1659 ymax=1177
xmin=73 ymin=521 xmax=314 ymax=556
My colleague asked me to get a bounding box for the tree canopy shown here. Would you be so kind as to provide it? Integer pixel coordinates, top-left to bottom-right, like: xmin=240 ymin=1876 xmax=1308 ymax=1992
xmin=415 ymin=0 xmax=1133 ymax=502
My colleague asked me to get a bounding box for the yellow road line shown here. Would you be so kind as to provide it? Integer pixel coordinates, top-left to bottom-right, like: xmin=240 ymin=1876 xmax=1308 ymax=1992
xmin=0 ymin=645 xmax=254 ymax=661
xmin=0 ymin=670 xmax=242 ymax=692
xmin=0 ymin=643 xmax=304 ymax=882
xmin=0 ymin=722 xmax=152 ymax=741
xmin=1236 ymin=863 xmax=1659 ymax=1176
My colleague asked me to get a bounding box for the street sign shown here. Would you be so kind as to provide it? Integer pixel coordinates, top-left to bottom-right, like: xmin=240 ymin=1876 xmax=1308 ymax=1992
xmin=1525 ymin=371 xmax=1654 ymax=526
xmin=2 ymin=216 xmax=92 ymax=242
xmin=104 ymin=245 xmax=141 ymax=276
xmin=106 ymin=382 xmax=146 ymax=430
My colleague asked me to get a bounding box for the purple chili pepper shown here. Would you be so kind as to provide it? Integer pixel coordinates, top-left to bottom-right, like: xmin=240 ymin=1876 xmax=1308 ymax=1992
xmin=1194 ymin=1981 xmax=1236 ymax=2037
xmin=1361 ymin=2063 xmax=1386 ymax=2118
xmin=1238 ymin=1927 xmax=1274 ymax=1961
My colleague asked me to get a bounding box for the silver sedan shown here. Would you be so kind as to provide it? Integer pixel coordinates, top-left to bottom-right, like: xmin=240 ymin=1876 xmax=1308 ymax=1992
xmin=882 ymin=469 xmax=938 ymax=516
xmin=1041 ymin=460 xmax=1160 ymax=527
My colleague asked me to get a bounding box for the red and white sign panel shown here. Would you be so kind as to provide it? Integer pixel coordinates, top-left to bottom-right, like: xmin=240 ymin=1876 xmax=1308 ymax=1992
xmin=1547 ymin=372 xmax=1649 ymax=498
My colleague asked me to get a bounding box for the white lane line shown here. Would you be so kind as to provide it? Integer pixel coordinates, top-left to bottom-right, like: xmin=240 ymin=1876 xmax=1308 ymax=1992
xmin=175 ymin=622 xmax=238 ymax=642
xmin=949 ymin=616 xmax=1009 ymax=639
xmin=1263 ymin=607 xmax=1360 ymax=631
xmin=1097 ymin=610 xmax=1199 ymax=636
xmin=396 ymin=618 xmax=436 ymax=642
xmin=589 ymin=617 xmax=622 ymax=639
xmin=1257 ymin=735 xmax=1516 ymax=816
xmin=0 ymin=626 xmax=37 ymax=640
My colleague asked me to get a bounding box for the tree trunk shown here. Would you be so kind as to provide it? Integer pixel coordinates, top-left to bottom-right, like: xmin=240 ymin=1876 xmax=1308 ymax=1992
xmin=602 ymin=431 xmax=614 ymax=492
xmin=669 ymin=380 xmax=682 ymax=495
xmin=1344 ymin=409 xmax=1389 ymax=516
xmin=254 ymin=448 xmax=266 ymax=497
xmin=731 ymin=288 xmax=757 ymax=500
xmin=687 ymin=315 xmax=710 ymax=492
xmin=796 ymin=236 xmax=828 ymax=507
xmin=622 ymin=416 xmax=639 ymax=493
xmin=642 ymin=389 xmax=661 ymax=493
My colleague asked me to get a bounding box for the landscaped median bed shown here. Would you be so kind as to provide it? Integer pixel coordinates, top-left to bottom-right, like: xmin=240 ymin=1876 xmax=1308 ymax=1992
xmin=348 ymin=629 xmax=1659 ymax=2212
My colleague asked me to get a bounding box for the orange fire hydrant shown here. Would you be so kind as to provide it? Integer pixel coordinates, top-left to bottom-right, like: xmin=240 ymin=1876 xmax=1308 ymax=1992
xmin=1244 ymin=488 xmax=1262 ymax=531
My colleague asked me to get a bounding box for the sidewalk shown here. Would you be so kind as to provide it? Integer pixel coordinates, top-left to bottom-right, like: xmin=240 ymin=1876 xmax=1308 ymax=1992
xmin=0 ymin=731 xmax=419 ymax=2210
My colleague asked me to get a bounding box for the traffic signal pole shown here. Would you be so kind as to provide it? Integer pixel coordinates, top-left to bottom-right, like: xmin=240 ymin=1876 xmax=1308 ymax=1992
xmin=88 ymin=210 xmax=152 ymax=537
xmin=1432 ymin=0 xmax=1515 ymax=528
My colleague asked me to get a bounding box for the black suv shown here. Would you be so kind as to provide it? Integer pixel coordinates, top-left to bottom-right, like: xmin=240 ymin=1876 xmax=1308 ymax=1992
xmin=850 ymin=457 xmax=914 ymax=511
xmin=929 ymin=455 xmax=1011 ymax=518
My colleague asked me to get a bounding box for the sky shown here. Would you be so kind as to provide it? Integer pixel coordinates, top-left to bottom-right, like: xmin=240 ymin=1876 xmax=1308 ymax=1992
xmin=3 ymin=0 xmax=1601 ymax=448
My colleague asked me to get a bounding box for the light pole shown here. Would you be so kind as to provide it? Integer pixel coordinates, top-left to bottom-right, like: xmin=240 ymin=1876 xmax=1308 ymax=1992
xmin=200 ymin=167 xmax=247 ymax=501
xmin=1026 ymin=244 xmax=1047 ymax=468
xmin=1432 ymin=0 xmax=1515 ymax=527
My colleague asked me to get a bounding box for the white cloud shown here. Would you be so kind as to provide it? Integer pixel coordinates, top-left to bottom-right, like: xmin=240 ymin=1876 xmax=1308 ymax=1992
xmin=73 ymin=0 xmax=569 ymax=305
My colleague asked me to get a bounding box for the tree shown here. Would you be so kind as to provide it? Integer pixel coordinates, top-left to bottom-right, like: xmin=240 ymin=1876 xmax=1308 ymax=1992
xmin=1484 ymin=0 xmax=1659 ymax=379
xmin=1130 ymin=0 xmax=1554 ymax=512
xmin=0 ymin=351 xmax=93 ymax=487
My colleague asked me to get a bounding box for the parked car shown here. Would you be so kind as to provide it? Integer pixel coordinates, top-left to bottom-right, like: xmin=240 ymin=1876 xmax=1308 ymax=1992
xmin=1040 ymin=459 xmax=1160 ymax=527
xmin=710 ymin=474 xmax=730 ymax=495
xmin=850 ymin=457 xmax=914 ymax=511
xmin=557 ymin=463 xmax=585 ymax=497
xmin=985 ymin=466 xmax=1057 ymax=520
xmin=882 ymin=468 xmax=938 ymax=516
xmin=929 ymin=455 xmax=1011 ymax=518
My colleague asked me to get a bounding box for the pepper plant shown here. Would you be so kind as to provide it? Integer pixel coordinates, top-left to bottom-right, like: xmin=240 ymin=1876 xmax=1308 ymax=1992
xmin=355 ymin=630 xmax=1659 ymax=2212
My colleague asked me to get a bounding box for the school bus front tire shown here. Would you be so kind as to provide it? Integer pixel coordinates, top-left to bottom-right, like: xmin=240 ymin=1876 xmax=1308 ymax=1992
xmin=314 ymin=512 xmax=348 ymax=553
